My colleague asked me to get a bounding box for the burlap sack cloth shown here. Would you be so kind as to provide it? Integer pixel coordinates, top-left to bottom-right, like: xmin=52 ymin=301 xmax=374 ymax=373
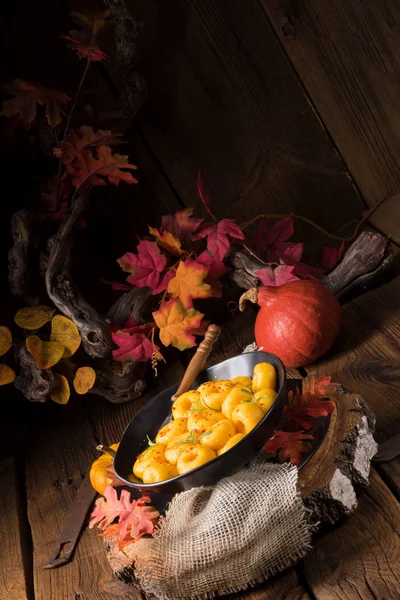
xmin=129 ymin=458 xmax=312 ymax=600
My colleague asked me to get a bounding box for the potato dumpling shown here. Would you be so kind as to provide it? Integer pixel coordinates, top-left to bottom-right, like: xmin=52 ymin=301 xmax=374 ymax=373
xmin=222 ymin=386 xmax=253 ymax=419
xmin=187 ymin=410 xmax=225 ymax=435
xmin=177 ymin=445 xmax=216 ymax=475
xmin=165 ymin=433 xmax=198 ymax=465
xmin=255 ymin=388 xmax=277 ymax=413
xmin=172 ymin=390 xmax=200 ymax=419
xmin=199 ymin=380 xmax=233 ymax=410
xmin=252 ymin=362 xmax=277 ymax=394
xmin=217 ymin=433 xmax=245 ymax=456
xmin=232 ymin=402 xmax=264 ymax=434
xmin=156 ymin=418 xmax=188 ymax=446
xmin=142 ymin=463 xmax=178 ymax=483
xmin=231 ymin=376 xmax=252 ymax=388
xmin=199 ymin=419 xmax=237 ymax=451
xmin=133 ymin=443 xmax=167 ymax=479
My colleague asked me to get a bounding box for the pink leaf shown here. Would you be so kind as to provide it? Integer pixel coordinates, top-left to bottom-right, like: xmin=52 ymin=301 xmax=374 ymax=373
xmin=322 ymin=241 xmax=344 ymax=272
xmin=89 ymin=486 xmax=134 ymax=530
xmin=193 ymin=219 xmax=244 ymax=261
xmin=117 ymin=240 xmax=168 ymax=294
xmin=112 ymin=330 xmax=154 ymax=362
xmin=281 ymin=242 xmax=303 ymax=264
xmin=161 ymin=208 xmax=203 ymax=241
xmin=256 ymin=265 xmax=299 ymax=286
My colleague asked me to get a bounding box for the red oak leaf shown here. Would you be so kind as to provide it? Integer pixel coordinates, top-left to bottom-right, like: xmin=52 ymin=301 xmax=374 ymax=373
xmin=112 ymin=330 xmax=153 ymax=362
xmin=253 ymin=218 xmax=295 ymax=262
xmin=117 ymin=240 xmax=172 ymax=294
xmin=1 ymin=79 xmax=70 ymax=127
xmin=148 ymin=226 xmax=183 ymax=256
xmin=161 ymin=208 xmax=203 ymax=241
xmin=197 ymin=171 xmax=216 ymax=220
xmin=66 ymin=146 xmax=138 ymax=189
xmin=265 ymin=430 xmax=313 ymax=466
xmin=61 ymin=31 xmax=108 ymax=61
xmin=89 ymin=486 xmax=159 ymax=550
xmin=322 ymin=242 xmax=344 ymax=272
xmin=256 ymin=265 xmax=299 ymax=286
xmin=193 ymin=219 xmax=244 ymax=261
xmin=167 ymin=259 xmax=212 ymax=309
xmin=153 ymin=298 xmax=204 ymax=351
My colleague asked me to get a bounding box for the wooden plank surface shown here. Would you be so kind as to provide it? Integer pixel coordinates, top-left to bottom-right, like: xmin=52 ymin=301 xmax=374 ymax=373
xmin=138 ymin=0 xmax=366 ymax=231
xmin=260 ymin=0 xmax=400 ymax=243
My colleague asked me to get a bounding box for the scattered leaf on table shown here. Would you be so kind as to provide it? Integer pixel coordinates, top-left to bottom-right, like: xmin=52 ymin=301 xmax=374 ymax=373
xmin=161 ymin=208 xmax=203 ymax=241
xmin=71 ymin=9 xmax=112 ymax=37
xmin=1 ymin=79 xmax=70 ymax=127
xmin=73 ymin=366 xmax=96 ymax=394
xmin=0 ymin=326 xmax=12 ymax=356
xmin=61 ymin=31 xmax=108 ymax=62
xmin=148 ymin=227 xmax=183 ymax=256
xmin=265 ymin=430 xmax=313 ymax=466
xmin=153 ymin=298 xmax=203 ymax=351
xmin=167 ymin=259 xmax=211 ymax=309
xmin=51 ymin=315 xmax=81 ymax=358
xmin=66 ymin=146 xmax=137 ymax=189
xmin=0 ymin=364 xmax=16 ymax=385
xmin=26 ymin=335 xmax=65 ymax=369
xmin=14 ymin=306 xmax=55 ymax=330
xmin=54 ymin=125 xmax=122 ymax=165
xmin=50 ymin=374 xmax=70 ymax=404
xmin=112 ymin=331 xmax=153 ymax=363
xmin=89 ymin=485 xmax=159 ymax=550
xmin=256 ymin=265 xmax=299 ymax=287
xmin=193 ymin=218 xmax=244 ymax=262
xmin=117 ymin=240 xmax=172 ymax=294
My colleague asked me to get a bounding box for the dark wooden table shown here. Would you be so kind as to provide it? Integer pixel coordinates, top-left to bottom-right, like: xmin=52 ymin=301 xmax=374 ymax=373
xmin=2 ymin=273 xmax=400 ymax=600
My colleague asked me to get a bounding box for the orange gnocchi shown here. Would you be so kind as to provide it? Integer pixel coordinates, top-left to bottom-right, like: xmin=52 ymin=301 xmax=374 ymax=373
xmin=133 ymin=362 xmax=278 ymax=483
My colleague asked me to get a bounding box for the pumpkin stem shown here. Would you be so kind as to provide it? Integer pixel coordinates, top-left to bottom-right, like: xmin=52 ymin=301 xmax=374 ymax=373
xmin=96 ymin=444 xmax=117 ymax=458
xmin=239 ymin=288 xmax=258 ymax=312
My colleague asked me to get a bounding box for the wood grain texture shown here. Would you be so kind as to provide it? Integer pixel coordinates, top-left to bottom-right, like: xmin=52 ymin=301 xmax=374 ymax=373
xmin=303 ymin=469 xmax=400 ymax=600
xmin=260 ymin=0 xmax=400 ymax=243
xmin=380 ymin=459 xmax=400 ymax=501
xmin=139 ymin=0 xmax=366 ymax=231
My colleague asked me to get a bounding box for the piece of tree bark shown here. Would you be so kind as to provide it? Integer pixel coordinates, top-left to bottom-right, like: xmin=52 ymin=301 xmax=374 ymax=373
xmin=13 ymin=341 xmax=56 ymax=402
xmin=103 ymin=387 xmax=377 ymax=583
xmin=8 ymin=209 xmax=40 ymax=305
xmin=228 ymin=231 xmax=390 ymax=298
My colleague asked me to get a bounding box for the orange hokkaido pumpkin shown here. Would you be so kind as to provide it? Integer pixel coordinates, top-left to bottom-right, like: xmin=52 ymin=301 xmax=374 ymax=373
xmin=240 ymin=281 xmax=341 ymax=368
xmin=90 ymin=443 xmax=119 ymax=495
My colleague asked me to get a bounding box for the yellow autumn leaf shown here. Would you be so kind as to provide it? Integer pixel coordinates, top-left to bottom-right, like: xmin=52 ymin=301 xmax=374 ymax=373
xmin=73 ymin=366 xmax=96 ymax=395
xmin=26 ymin=335 xmax=65 ymax=369
xmin=0 ymin=364 xmax=16 ymax=385
xmin=51 ymin=315 xmax=81 ymax=358
xmin=0 ymin=326 xmax=12 ymax=356
xmin=15 ymin=306 xmax=56 ymax=330
xmin=50 ymin=374 xmax=70 ymax=405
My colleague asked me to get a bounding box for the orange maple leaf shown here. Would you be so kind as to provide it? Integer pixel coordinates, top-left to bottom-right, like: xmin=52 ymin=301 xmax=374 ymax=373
xmin=66 ymin=145 xmax=138 ymax=189
xmin=54 ymin=125 xmax=123 ymax=165
xmin=167 ymin=259 xmax=211 ymax=309
xmin=149 ymin=226 xmax=182 ymax=256
xmin=1 ymin=79 xmax=70 ymax=127
xmin=152 ymin=298 xmax=204 ymax=351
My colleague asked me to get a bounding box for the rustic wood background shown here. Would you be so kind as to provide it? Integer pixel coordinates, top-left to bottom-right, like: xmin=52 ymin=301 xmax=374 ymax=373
xmin=0 ymin=0 xmax=399 ymax=599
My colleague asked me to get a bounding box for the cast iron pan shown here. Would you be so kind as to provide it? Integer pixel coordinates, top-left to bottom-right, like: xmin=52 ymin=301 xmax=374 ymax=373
xmin=114 ymin=350 xmax=287 ymax=494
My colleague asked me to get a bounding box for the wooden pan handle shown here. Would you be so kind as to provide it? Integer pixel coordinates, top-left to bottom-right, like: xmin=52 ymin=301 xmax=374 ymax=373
xmin=171 ymin=324 xmax=222 ymax=401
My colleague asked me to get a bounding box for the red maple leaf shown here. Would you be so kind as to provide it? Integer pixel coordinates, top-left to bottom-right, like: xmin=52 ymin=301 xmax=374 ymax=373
xmin=61 ymin=30 xmax=108 ymax=61
xmin=284 ymin=376 xmax=338 ymax=430
xmin=265 ymin=430 xmax=313 ymax=466
xmin=102 ymin=279 xmax=131 ymax=291
xmin=322 ymin=242 xmax=344 ymax=272
xmin=89 ymin=486 xmax=159 ymax=550
xmin=112 ymin=330 xmax=154 ymax=362
xmin=197 ymin=171 xmax=217 ymax=221
xmin=66 ymin=146 xmax=138 ymax=189
xmin=253 ymin=217 xmax=296 ymax=262
xmin=161 ymin=208 xmax=203 ymax=241
xmin=197 ymin=250 xmax=228 ymax=298
xmin=256 ymin=265 xmax=299 ymax=286
xmin=117 ymin=240 xmax=173 ymax=294
xmin=1 ymin=79 xmax=70 ymax=127
xmin=193 ymin=219 xmax=244 ymax=261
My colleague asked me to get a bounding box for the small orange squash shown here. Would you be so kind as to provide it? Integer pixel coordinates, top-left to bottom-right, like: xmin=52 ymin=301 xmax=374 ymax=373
xmin=89 ymin=443 xmax=119 ymax=495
